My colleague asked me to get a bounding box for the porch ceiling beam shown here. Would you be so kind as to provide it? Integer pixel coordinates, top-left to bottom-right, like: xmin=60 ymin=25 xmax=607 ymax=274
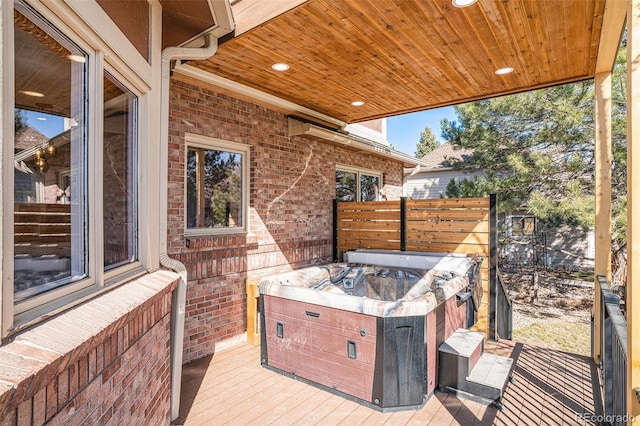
xmin=229 ymin=0 xmax=308 ymax=36
xmin=628 ymin=0 xmax=640 ymax=417
xmin=596 ymin=0 xmax=627 ymax=74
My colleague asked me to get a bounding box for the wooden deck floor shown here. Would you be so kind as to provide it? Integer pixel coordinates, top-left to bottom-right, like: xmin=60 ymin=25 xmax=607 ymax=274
xmin=174 ymin=340 xmax=602 ymax=425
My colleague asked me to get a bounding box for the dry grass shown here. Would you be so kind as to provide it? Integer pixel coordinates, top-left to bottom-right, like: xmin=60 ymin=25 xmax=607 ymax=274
xmin=502 ymin=270 xmax=593 ymax=356
xmin=512 ymin=320 xmax=591 ymax=356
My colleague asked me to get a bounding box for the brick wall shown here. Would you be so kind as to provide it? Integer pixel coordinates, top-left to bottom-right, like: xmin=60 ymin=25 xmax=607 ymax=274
xmin=0 ymin=273 xmax=178 ymax=426
xmin=167 ymin=78 xmax=404 ymax=362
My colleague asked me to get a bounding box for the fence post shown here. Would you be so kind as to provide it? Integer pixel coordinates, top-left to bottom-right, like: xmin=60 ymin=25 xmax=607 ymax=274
xmin=489 ymin=193 xmax=497 ymax=341
xmin=400 ymin=197 xmax=406 ymax=252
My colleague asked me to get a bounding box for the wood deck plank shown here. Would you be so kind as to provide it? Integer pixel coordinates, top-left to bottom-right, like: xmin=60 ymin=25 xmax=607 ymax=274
xmin=176 ymin=340 xmax=601 ymax=426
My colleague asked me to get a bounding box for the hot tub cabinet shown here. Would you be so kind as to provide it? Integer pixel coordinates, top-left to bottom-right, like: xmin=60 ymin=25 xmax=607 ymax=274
xmin=259 ymin=251 xmax=481 ymax=412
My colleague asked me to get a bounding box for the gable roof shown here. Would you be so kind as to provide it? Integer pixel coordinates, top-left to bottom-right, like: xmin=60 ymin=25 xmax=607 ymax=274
xmin=419 ymin=141 xmax=474 ymax=170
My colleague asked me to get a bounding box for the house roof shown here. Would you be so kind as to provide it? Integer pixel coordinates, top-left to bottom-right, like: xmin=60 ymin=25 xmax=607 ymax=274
xmin=14 ymin=125 xmax=48 ymax=151
xmin=419 ymin=142 xmax=474 ymax=170
xmin=186 ymin=0 xmax=625 ymax=127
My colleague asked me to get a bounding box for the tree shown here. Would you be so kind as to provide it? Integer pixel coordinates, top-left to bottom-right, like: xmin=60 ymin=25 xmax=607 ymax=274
xmin=441 ymin=47 xmax=627 ymax=284
xmin=415 ymin=125 xmax=438 ymax=158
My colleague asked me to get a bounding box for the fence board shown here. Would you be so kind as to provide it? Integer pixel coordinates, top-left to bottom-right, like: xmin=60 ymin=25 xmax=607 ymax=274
xmin=407 ymin=220 xmax=489 ymax=233
xmin=337 ymin=211 xmax=400 ymax=221
xmin=406 ymin=231 xmax=489 ymax=245
xmin=406 ymin=210 xmax=489 ymax=221
xmin=15 ymin=224 xmax=71 ymax=235
xmin=338 ymin=201 xmax=399 ymax=211
xmin=338 ymin=230 xmax=402 ymax=241
xmin=404 ymin=242 xmax=489 ymax=255
xmin=337 ymin=221 xmax=401 ymax=231
xmin=15 ymin=203 xmax=70 ymax=213
xmin=407 ymin=198 xmax=490 ymax=209
xmin=337 ymin=239 xmax=400 ymax=251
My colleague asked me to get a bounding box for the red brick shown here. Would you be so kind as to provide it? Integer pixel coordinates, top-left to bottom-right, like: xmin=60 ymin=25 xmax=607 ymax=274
xmin=16 ymin=397 xmax=32 ymax=426
xmin=32 ymin=388 xmax=46 ymax=426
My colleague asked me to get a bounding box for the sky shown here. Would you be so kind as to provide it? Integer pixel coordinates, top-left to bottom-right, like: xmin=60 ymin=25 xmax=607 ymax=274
xmin=20 ymin=110 xmax=64 ymax=138
xmin=386 ymin=106 xmax=458 ymax=156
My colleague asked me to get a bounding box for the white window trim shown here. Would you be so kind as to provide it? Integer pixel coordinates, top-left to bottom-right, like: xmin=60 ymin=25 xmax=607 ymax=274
xmin=184 ymin=133 xmax=250 ymax=237
xmin=2 ymin=0 xmax=155 ymax=337
xmin=336 ymin=163 xmax=383 ymax=202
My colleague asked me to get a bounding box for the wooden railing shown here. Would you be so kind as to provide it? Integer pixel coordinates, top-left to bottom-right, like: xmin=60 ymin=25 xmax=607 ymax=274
xmin=333 ymin=196 xmax=496 ymax=336
xmin=14 ymin=203 xmax=71 ymax=258
xmin=596 ymin=275 xmax=627 ymax=425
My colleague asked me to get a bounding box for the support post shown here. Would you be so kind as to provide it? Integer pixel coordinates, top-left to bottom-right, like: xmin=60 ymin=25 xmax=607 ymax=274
xmin=332 ymin=198 xmax=338 ymax=261
xmin=400 ymin=197 xmax=406 ymax=252
xmin=488 ymin=193 xmax=497 ymax=341
xmin=627 ymin=0 xmax=640 ymax=417
xmin=594 ymin=71 xmax=613 ymax=364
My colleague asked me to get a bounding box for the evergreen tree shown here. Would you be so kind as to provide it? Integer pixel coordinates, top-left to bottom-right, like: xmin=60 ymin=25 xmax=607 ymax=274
xmin=415 ymin=125 xmax=438 ymax=158
xmin=441 ymin=47 xmax=627 ymax=283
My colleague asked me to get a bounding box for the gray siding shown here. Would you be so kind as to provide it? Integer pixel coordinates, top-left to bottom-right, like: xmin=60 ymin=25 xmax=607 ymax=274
xmin=404 ymin=170 xmax=484 ymax=199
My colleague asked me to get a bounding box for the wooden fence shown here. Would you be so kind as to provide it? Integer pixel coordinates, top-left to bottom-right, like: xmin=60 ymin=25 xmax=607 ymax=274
xmin=14 ymin=203 xmax=72 ymax=258
xmin=333 ymin=196 xmax=496 ymax=337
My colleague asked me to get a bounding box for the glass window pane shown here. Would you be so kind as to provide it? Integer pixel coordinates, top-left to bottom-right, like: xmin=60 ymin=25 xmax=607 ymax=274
xmin=186 ymin=148 xmax=243 ymax=229
xmin=13 ymin=4 xmax=88 ymax=301
xmin=336 ymin=170 xmax=356 ymax=202
xmin=511 ymin=217 xmax=523 ymax=235
xmin=103 ymin=73 xmax=138 ymax=270
xmin=523 ymin=217 xmax=535 ymax=236
xmin=360 ymin=174 xmax=380 ymax=202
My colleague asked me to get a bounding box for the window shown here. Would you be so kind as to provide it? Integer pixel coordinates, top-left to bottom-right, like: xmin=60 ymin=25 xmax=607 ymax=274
xmin=185 ymin=134 xmax=249 ymax=235
xmin=13 ymin=3 xmax=89 ymax=303
xmin=511 ymin=216 xmax=536 ymax=236
xmin=103 ymin=73 xmax=138 ymax=271
xmin=6 ymin=1 xmax=143 ymax=329
xmin=336 ymin=166 xmax=381 ymax=202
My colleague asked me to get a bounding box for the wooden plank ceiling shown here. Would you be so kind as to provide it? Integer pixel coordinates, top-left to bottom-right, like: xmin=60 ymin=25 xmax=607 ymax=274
xmin=192 ymin=0 xmax=606 ymax=125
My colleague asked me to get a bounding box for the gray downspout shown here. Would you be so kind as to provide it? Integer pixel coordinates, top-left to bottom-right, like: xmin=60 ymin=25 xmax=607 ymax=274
xmin=159 ymin=33 xmax=218 ymax=421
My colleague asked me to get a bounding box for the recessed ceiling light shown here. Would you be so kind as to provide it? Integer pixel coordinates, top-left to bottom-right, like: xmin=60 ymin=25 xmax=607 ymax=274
xmin=19 ymin=90 xmax=45 ymax=97
xmin=271 ymin=62 xmax=290 ymax=72
xmin=67 ymin=54 xmax=86 ymax=63
xmin=452 ymin=0 xmax=477 ymax=8
xmin=495 ymin=67 xmax=515 ymax=75
xmin=37 ymin=117 xmax=47 ymax=121
xmin=351 ymin=101 xmax=365 ymax=107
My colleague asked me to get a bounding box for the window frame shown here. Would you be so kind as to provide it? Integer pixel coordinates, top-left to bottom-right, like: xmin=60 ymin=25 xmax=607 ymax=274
xmin=335 ymin=164 xmax=382 ymax=202
xmin=509 ymin=215 xmax=536 ymax=237
xmin=184 ymin=133 xmax=250 ymax=237
xmin=2 ymin=0 xmax=152 ymax=336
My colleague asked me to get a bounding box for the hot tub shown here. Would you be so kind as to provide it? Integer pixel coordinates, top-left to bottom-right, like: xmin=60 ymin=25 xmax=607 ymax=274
xmin=259 ymin=250 xmax=482 ymax=412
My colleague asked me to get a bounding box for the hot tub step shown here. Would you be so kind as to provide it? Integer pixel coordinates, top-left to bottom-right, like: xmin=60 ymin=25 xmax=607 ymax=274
xmin=438 ymin=328 xmax=484 ymax=379
xmin=465 ymin=353 xmax=513 ymax=401
xmin=438 ymin=329 xmax=513 ymax=405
